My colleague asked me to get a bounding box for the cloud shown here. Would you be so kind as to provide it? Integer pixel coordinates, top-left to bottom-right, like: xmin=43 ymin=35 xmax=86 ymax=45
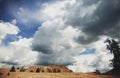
xmin=13 ymin=0 xmax=77 ymax=26
xmin=13 ymin=0 xmax=67 ymax=25
xmin=68 ymin=37 xmax=113 ymax=73
xmin=8 ymin=0 xmax=120 ymax=42
xmin=0 ymin=21 xmax=19 ymax=44
xmin=0 ymin=21 xmax=38 ymax=67
xmin=36 ymin=51 xmax=75 ymax=66
xmin=32 ymin=18 xmax=81 ymax=65
xmin=31 ymin=0 xmax=116 ymax=72
xmin=65 ymin=0 xmax=120 ymax=44
xmin=0 ymin=38 xmax=38 ymax=67
xmin=68 ymin=53 xmax=113 ymax=73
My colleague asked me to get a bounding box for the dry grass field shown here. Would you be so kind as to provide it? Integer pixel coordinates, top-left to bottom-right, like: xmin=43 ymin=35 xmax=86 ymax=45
xmin=0 ymin=72 xmax=120 ymax=78
xmin=0 ymin=65 xmax=120 ymax=78
xmin=0 ymin=69 xmax=120 ymax=78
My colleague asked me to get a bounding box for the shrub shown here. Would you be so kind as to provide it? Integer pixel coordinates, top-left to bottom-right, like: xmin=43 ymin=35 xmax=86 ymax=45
xmin=10 ymin=65 xmax=16 ymax=72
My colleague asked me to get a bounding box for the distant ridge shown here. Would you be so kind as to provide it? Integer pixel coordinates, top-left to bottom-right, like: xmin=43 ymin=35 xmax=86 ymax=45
xmin=25 ymin=65 xmax=73 ymax=73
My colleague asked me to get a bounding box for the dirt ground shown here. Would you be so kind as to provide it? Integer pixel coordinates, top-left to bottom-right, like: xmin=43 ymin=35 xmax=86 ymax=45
xmin=0 ymin=72 xmax=120 ymax=78
xmin=0 ymin=67 xmax=120 ymax=78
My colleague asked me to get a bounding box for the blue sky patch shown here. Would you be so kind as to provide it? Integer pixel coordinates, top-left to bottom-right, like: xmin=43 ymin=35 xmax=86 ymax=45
xmin=80 ymin=48 xmax=96 ymax=55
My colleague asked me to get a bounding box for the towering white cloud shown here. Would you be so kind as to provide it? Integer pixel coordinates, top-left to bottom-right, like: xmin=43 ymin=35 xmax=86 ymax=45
xmin=31 ymin=0 xmax=113 ymax=73
xmin=32 ymin=18 xmax=81 ymax=65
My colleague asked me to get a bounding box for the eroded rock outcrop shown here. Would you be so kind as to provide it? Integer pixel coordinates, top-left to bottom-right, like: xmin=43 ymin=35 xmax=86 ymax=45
xmin=25 ymin=65 xmax=72 ymax=73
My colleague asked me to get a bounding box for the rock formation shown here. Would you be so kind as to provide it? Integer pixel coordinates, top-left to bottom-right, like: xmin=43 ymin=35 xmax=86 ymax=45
xmin=25 ymin=65 xmax=72 ymax=73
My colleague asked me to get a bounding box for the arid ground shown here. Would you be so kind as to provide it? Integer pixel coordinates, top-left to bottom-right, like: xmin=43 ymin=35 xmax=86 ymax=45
xmin=0 ymin=72 xmax=120 ymax=78
xmin=0 ymin=65 xmax=120 ymax=78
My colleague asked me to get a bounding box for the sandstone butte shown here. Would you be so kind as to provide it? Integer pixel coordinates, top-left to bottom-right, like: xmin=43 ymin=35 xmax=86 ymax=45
xmin=0 ymin=65 xmax=120 ymax=78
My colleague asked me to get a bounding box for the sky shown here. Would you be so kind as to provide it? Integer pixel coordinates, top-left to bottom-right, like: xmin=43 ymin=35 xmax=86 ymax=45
xmin=0 ymin=0 xmax=120 ymax=73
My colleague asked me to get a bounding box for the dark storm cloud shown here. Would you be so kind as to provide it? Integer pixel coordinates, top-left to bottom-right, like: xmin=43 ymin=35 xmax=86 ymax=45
xmin=66 ymin=0 xmax=120 ymax=44
xmin=32 ymin=45 xmax=53 ymax=54
xmin=83 ymin=0 xmax=120 ymax=36
xmin=1 ymin=61 xmax=18 ymax=65
xmin=35 ymin=52 xmax=75 ymax=66
xmin=82 ymin=0 xmax=100 ymax=6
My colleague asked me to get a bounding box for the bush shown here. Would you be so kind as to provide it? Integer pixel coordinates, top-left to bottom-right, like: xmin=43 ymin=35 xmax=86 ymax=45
xmin=30 ymin=70 xmax=33 ymax=72
xmin=10 ymin=65 xmax=16 ymax=72
xmin=36 ymin=68 xmax=40 ymax=73
xmin=20 ymin=67 xmax=25 ymax=72
xmin=7 ymin=72 xmax=10 ymax=75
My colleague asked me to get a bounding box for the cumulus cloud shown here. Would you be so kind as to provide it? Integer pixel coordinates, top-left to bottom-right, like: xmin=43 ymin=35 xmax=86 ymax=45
xmin=65 ymin=0 xmax=120 ymax=44
xmin=31 ymin=0 xmax=117 ymax=72
xmin=0 ymin=21 xmax=38 ymax=67
xmin=32 ymin=18 xmax=81 ymax=65
xmin=14 ymin=0 xmax=67 ymax=25
xmin=14 ymin=0 xmax=77 ymax=25
xmin=0 ymin=21 xmax=19 ymax=44
xmin=0 ymin=38 xmax=38 ymax=67
xmin=68 ymin=37 xmax=113 ymax=73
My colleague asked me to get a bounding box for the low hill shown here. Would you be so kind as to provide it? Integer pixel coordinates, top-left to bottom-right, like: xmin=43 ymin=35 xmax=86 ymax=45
xmin=25 ymin=65 xmax=73 ymax=73
xmin=0 ymin=65 xmax=120 ymax=78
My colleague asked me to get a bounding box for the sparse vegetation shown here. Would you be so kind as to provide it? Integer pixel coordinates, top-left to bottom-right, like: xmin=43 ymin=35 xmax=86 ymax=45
xmin=53 ymin=68 xmax=61 ymax=73
xmin=36 ymin=68 xmax=40 ymax=73
xmin=42 ymin=70 xmax=44 ymax=73
xmin=47 ymin=68 xmax=52 ymax=73
xmin=7 ymin=72 xmax=10 ymax=75
xmin=10 ymin=65 xmax=16 ymax=72
xmin=19 ymin=66 xmax=25 ymax=72
xmin=30 ymin=70 xmax=33 ymax=72
xmin=0 ymin=65 xmax=120 ymax=78
xmin=0 ymin=73 xmax=3 ymax=75
xmin=17 ymin=67 xmax=19 ymax=70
